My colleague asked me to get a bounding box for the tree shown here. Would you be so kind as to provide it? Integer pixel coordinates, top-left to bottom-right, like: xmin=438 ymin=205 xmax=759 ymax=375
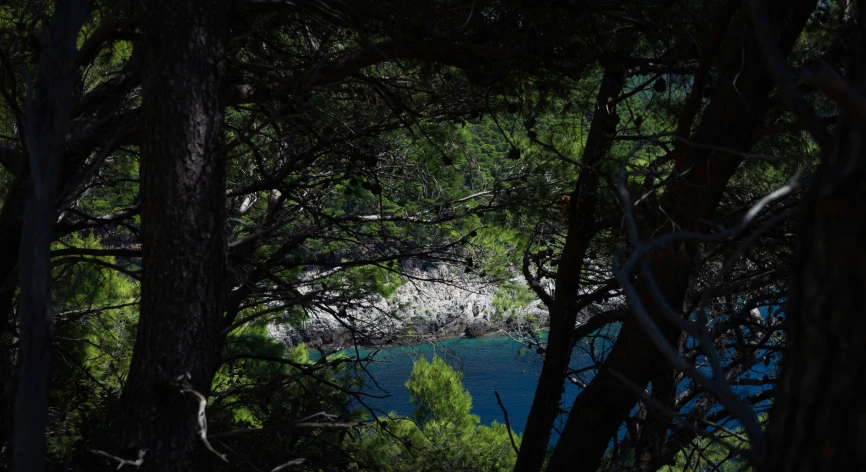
xmin=8 ymin=1 xmax=91 ymax=470
xmin=516 ymin=60 xmax=630 ymax=470
xmin=112 ymin=0 xmax=231 ymax=469
xmin=761 ymin=1 xmax=866 ymax=469
xmin=350 ymin=355 xmax=520 ymax=472
xmin=515 ymin=1 xmax=822 ymax=470
xmin=1 ymin=0 xmax=597 ymax=468
xmin=4 ymin=0 xmax=864 ymax=470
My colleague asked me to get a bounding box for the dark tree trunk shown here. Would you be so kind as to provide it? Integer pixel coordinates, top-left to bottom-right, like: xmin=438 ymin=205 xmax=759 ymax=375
xmin=633 ymin=362 xmax=679 ymax=472
xmin=9 ymin=2 xmax=91 ymax=470
xmin=117 ymin=0 xmax=230 ymax=470
xmin=764 ymin=12 xmax=866 ymax=465
xmin=764 ymin=130 xmax=866 ymax=470
xmin=1 ymin=92 xmax=138 ymax=467
xmin=513 ymin=64 xmax=626 ymax=472
xmin=543 ymin=1 xmax=817 ymax=470
xmin=0 ymin=176 xmax=28 ymax=460
xmin=0 ymin=181 xmax=27 ymax=323
xmin=546 ymin=268 xmax=688 ymax=472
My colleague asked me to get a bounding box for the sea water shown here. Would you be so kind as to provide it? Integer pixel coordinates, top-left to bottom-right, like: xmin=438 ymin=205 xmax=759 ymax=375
xmin=324 ymin=326 xmax=772 ymax=439
xmin=335 ymin=333 xmax=582 ymax=435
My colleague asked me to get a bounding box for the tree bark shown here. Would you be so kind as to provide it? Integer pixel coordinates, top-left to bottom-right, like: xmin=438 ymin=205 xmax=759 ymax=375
xmin=764 ymin=130 xmax=866 ymax=470
xmin=513 ymin=64 xmax=626 ymax=472
xmin=117 ymin=1 xmax=230 ymax=470
xmin=544 ymin=1 xmax=817 ymax=470
xmin=9 ymin=2 xmax=91 ymax=470
xmin=0 ymin=176 xmax=28 ymax=460
xmin=633 ymin=362 xmax=679 ymax=471
xmin=764 ymin=10 xmax=866 ymax=465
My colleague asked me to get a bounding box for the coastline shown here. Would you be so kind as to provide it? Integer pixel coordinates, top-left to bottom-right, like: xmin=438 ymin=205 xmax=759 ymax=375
xmin=268 ymin=263 xmax=552 ymax=349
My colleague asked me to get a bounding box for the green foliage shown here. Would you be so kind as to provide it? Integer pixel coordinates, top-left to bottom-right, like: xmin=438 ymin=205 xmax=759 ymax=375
xmin=2 ymin=2 xmax=813 ymax=466
xmin=335 ymin=264 xmax=405 ymax=299
xmin=51 ymin=233 xmax=140 ymax=390
xmin=659 ymin=433 xmax=753 ymax=472
xmin=491 ymin=282 xmax=538 ymax=324
xmin=470 ymin=226 xmax=529 ymax=279
xmin=47 ymin=233 xmax=140 ymax=463
xmin=349 ymin=355 xmax=519 ymax=471
xmin=208 ymin=336 xmax=361 ymax=470
xmin=405 ymin=356 xmax=477 ymax=429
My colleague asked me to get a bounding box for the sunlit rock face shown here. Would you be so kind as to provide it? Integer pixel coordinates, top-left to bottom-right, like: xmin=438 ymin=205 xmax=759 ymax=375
xmin=269 ymin=262 xmax=554 ymax=348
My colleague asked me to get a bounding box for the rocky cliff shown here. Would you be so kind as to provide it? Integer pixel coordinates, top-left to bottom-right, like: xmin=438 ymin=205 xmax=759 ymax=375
xmin=268 ymin=263 xmax=551 ymax=348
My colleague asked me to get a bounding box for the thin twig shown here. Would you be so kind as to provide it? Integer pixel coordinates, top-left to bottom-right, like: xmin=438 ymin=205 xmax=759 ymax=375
xmin=176 ymin=374 xmax=229 ymax=463
xmin=615 ymin=163 xmax=771 ymax=461
xmin=271 ymin=458 xmax=306 ymax=471
xmin=610 ymin=370 xmax=751 ymax=455
xmin=494 ymin=391 xmax=519 ymax=455
xmin=90 ymin=449 xmax=146 ymax=470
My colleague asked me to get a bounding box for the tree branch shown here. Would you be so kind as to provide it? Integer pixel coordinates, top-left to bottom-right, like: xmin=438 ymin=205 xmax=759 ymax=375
xmin=0 ymin=145 xmax=21 ymax=174
xmin=230 ymin=40 xmax=533 ymax=104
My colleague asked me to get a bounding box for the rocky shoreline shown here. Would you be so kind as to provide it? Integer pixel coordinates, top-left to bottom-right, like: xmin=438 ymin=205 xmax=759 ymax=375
xmin=269 ymin=263 xmax=551 ymax=349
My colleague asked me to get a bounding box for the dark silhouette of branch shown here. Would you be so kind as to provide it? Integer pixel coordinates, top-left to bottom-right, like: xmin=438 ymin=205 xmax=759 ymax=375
xmin=494 ymin=391 xmax=520 ymax=456
xmin=230 ymin=40 xmax=535 ymax=104
xmin=50 ymin=247 xmax=141 ymax=258
xmin=747 ymin=0 xmax=832 ymax=149
xmin=0 ymin=145 xmax=21 ymax=174
xmin=675 ymin=0 xmax=742 ymax=153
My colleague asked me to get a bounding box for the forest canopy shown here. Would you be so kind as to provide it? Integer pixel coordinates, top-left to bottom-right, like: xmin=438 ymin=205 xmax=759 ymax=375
xmin=1 ymin=0 xmax=865 ymax=471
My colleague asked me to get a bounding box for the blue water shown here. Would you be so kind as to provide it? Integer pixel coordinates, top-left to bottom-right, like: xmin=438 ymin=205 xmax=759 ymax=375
xmin=320 ymin=308 xmax=776 ymax=439
xmin=334 ymin=334 xmax=581 ymax=435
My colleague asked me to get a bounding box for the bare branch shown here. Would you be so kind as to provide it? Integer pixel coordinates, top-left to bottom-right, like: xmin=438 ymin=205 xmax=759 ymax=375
xmin=610 ymin=370 xmax=751 ymax=456
xmin=230 ymin=40 xmax=535 ymax=104
xmin=799 ymin=61 xmax=866 ymax=131
xmin=571 ymin=309 xmax=627 ymax=345
xmin=614 ymin=161 xmax=786 ymax=461
xmin=494 ymin=391 xmax=520 ymax=456
xmin=176 ymin=374 xmax=229 ymax=463
xmin=54 ymin=205 xmax=140 ymax=233
xmin=51 ymin=247 xmax=141 ymax=258
xmin=675 ymin=0 xmax=742 ymax=150
xmin=90 ymin=449 xmax=146 ymax=470
xmin=211 ymin=411 xmax=359 ymax=439
xmin=75 ymin=1 xmax=140 ymax=68
xmin=521 ymin=225 xmax=555 ymax=309
xmin=270 ymin=458 xmax=306 ymax=471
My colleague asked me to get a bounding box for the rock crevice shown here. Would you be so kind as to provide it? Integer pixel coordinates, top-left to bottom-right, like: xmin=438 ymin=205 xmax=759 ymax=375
xmin=269 ymin=264 xmax=550 ymax=348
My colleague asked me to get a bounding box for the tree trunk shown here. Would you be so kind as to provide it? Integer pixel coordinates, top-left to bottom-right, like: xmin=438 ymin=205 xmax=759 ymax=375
xmin=546 ymin=257 xmax=690 ymax=472
xmin=0 ymin=176 xmax=28 ymax=462
xmin=764 ymin=15 xmax=866 ymax=464
xmin=513 ymin=64 xmax=626 ymax=472
xmin=633 ymin=361 xmax=679 ymax=471
xmin=0 ymin=90 xmax=138 ymax=467
xmin=9 ymin=1 xmax=91 ymax=470
xmin=764 ymin=130 xmax=866 ymax=470
xmin=117 ymin=0 xmax=230 ymax=470
xmin=544 ymin=1 xmax=817 ymax=470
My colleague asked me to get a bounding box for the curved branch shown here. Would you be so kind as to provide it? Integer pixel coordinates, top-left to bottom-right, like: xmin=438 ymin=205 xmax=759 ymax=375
xmin=54 ymin=205 xmax=139 ymax=233
xmin=230 ymin=40 xmax=534 ymax=104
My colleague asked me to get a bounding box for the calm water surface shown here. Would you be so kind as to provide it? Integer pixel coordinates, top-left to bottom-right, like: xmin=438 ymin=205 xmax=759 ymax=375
xmin=340 ymin=334 xmax=581 ymax=435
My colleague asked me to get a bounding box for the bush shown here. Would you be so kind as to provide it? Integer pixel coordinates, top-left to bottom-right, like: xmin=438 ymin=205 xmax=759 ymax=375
xmin=348 ymin=355 xmax=520 ymax=471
